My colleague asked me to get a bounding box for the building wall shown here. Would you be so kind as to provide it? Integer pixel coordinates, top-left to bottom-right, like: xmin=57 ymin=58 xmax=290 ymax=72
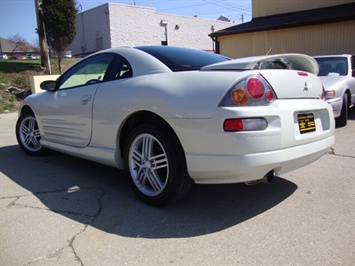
xmin=72 ymin=4 xmax=111 ymax=56
xmin=71 ymin=3 xmax=235 ymax=56
xmin=218 ymin=20 xmax=355 ymax=58
xmin=252 ymin=0 xmax=354 ymax=18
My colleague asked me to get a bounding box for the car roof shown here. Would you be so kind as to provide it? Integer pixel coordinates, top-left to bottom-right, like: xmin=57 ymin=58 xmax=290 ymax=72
xmin=86 ymin=46 xmax=230 ymax=72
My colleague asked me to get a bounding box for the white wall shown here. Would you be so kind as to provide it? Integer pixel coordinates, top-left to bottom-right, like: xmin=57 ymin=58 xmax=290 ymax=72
xmin=71 ymin=3 xmax=235 ymax=56
xmin=72 ymin=4 xmax=112 ymax=56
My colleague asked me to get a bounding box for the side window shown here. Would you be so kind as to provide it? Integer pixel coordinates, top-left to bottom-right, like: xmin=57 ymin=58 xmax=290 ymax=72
xmin=106 ymin=56 xmax=133 ymax=81
xmin=59 ymin=54 xmax=114 ymax=90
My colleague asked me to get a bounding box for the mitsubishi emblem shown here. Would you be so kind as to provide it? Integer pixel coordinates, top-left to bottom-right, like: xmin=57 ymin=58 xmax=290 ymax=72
xmin=303 ymin=82 xmax=309 ymax=92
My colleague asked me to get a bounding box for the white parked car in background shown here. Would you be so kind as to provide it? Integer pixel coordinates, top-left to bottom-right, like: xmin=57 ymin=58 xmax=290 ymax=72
xmin=16 ymin=46 xmax=334 ymax=205
xmin=314 ymin=54 xmax=355 ymax=127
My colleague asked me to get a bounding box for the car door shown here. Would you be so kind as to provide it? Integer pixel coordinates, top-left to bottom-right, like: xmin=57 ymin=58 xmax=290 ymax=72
xmin=39 ymin=54 xmax=115 ymax=147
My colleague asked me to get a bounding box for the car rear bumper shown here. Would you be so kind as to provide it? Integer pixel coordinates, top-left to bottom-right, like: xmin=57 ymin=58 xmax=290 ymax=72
xmin=186 ymin=135 xmax=334 ymax=184
xmin=168 ymin=99 xmax=335 ymax=184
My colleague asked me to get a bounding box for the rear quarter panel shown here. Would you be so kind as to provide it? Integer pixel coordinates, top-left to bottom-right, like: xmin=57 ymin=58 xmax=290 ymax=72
xmin=89 ymin=70 xmax=249 ymax=149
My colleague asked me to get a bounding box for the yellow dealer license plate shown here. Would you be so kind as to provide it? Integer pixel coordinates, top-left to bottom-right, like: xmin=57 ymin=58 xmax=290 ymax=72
xmin=298 ymin=113 xmax=316 ymax=134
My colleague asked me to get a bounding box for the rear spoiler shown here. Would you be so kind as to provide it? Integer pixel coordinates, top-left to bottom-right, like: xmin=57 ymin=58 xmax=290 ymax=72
xmin=202 ymin=53 xmax=319 ymax=75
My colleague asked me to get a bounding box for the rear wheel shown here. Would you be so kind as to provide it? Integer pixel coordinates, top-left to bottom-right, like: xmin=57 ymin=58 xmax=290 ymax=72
xmin=336 ymin=94 xmax=348 ymax=127
xmin=16 ymin=113 xmax=44 ymax=155
xmin=124 ymin=123 xmax=193 ymax=206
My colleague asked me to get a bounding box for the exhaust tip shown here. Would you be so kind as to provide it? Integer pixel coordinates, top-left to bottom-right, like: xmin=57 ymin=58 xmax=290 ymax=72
xmin=245 ymin=171 xmax=274 ymax=186
xmin=262 ymin=171 xmax=274 ymax=184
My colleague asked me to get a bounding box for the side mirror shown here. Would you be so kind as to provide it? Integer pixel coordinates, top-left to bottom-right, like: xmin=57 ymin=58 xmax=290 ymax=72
xmin=40 ymin=80 xmax=57 ymax=91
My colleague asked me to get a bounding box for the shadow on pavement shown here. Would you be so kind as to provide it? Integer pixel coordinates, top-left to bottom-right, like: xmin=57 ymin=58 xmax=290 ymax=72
xmin=0 ymin=145 xmax=297 ymax=239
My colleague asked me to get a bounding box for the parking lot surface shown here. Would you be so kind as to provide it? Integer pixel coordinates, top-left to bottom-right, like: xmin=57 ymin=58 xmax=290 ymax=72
xmin=1 ymin=110 xmax=354 ymax=265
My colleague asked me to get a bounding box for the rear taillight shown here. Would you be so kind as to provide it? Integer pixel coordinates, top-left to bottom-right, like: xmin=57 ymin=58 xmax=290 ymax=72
xmin=219 ymin=74 xmax=276 ymax=107
xmin=247 ymin=78 xmax=264 ymax=99
xmin=223 ymin=118 xmax=268 ymax=132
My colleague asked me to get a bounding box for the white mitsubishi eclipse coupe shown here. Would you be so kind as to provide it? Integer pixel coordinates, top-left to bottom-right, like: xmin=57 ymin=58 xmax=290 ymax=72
xmin=16 ymin=46 xmax=335 ymax=205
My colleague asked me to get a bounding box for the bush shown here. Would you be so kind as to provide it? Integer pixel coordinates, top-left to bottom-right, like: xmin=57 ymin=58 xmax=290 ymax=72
xmin=0 ymin=58 xmax=78 ymax=113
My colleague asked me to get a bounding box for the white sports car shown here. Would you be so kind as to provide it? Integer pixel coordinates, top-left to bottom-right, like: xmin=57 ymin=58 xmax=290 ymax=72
xmin=16 ymin=46 xmax=335 ymax=205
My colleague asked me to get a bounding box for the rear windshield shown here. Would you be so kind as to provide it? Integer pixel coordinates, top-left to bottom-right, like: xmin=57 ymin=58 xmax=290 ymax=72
xmin=136 ymin=46 xmax=230 ymax=72
xmin=315 ymin=57 xmax=348 ymax=76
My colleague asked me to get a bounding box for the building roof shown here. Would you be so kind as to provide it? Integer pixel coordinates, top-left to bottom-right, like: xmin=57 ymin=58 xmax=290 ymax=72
xmin=210 ymin=2 xmax=355 ymax=37
xmin=0 ymin=37 xmax=37 ymax=53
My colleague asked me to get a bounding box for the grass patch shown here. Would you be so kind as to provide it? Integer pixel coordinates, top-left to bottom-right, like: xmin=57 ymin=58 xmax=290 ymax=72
xmin=0 ymin=58 xmax=78 ymax=113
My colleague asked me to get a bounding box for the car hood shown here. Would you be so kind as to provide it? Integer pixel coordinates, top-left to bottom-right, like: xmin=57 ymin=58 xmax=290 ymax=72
xmin=318 ymin=76 xmax=346 ymax=90
xmin=202 ymin=53 xmax=319 ymax=75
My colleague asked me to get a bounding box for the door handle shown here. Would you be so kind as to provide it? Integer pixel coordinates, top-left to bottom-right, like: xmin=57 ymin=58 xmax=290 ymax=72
xmin=80 ymin=95 xmax=92 ymax=104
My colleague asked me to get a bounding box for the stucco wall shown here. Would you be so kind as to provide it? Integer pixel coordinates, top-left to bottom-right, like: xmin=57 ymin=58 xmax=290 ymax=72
xmin=72 ymin=4 xmax=111 ymax=56
xmin=71 ymin=3 xmax=235 ymax=56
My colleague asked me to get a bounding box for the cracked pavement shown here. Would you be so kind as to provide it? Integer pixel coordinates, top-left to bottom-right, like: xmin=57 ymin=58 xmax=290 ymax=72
xmin=1 ymin=110 xmax=354 ymax=265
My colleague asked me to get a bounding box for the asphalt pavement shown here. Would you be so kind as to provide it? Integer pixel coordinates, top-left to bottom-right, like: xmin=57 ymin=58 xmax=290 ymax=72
xmin=1 ymin=109 xmax=354 ymax=266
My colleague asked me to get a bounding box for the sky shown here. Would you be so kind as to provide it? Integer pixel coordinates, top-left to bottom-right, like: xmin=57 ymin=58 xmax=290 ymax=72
xmin=0 ymin=0 xmax=251 ymax=45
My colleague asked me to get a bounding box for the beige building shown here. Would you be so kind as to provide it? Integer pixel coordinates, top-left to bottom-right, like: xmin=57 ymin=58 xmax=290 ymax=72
xmin=210 ymin=0 xmax=355 ymax=58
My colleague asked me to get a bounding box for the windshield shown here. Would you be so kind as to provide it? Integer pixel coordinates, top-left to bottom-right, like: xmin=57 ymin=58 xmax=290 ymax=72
xmin=136 ymin=46 xmax=230 ymax=72
xmin=315 ymin=57 xmax=348 ymax=76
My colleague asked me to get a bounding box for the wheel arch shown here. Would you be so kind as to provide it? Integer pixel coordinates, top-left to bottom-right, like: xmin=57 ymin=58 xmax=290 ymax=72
xmin=118 ymin=111 xmax=186 ymax=161
xmin=344 ymin=88 xmax=352 ymax=108
xmin=18 ymin=105 xmax=35 ymax=116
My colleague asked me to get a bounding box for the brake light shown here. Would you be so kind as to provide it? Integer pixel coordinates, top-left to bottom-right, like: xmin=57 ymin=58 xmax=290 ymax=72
xmin=266 ymin=90 xmax=275 ymax=102
xmin=297 ymin=72 xmax=308 ymax=76
xmin=224 ymin=118 xmax=268 ymax=132
xmin=247 ymin=78 xmax=264 ymax=99
xmin=224 ymin=119 xmax=243 ymax=131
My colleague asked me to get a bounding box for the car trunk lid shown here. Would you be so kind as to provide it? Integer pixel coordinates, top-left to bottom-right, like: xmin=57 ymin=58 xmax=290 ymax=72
xmin=258 ymin=70 xmax=324 ymax=99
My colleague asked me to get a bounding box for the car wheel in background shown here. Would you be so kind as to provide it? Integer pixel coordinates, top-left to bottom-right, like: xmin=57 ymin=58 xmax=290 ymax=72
xmin=124 ymin=123 xmax=193 ymax=206
xmin=336 ymin=93 xmax=348 ymax=127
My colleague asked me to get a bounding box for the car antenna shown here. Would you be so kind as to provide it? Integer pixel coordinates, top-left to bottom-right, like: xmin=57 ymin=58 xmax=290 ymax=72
xmin=266 ymin=47 xmax=272 ymax=55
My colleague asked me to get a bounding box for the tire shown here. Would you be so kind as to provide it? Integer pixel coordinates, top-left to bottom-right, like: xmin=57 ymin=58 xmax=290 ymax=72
xmin=124 ymin=123 xmax=193 ymax=206
xmin=336 ymin=94 xmax=348 ymax=127
xmin=16 ymin=113 xmax=45 ymax=156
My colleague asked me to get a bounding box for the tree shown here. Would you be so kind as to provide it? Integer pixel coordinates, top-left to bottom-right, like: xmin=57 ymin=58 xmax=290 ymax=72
xmin=35 ymin=0 xmax=50 ymax=73
xmin=41 ymin=0 xmax=77 ymax=73
xmin=8 ymin=34 xmax=27 ymax=58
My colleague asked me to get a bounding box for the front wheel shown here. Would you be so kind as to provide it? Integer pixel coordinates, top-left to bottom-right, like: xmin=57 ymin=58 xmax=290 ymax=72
xmin=16 ymin=113 xmax=45 ymax=155
xmin=336 ymin=94 xmax=348 ymax=127
xmin=124 ymin=123 xmax=193 ymax=206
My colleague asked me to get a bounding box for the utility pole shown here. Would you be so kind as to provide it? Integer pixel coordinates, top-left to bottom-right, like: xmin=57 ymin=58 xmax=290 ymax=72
xmin=34 ymin=0 xmax=51 ymax=74
xmin=240 ymin=14 xmax=244 ymax=23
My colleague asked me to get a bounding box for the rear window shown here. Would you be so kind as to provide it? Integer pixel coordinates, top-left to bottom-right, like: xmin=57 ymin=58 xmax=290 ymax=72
xmin=315 ymin=57 xmax=348 ymax=76
xmin=136 ymin=46 xmax=230 ymax=72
